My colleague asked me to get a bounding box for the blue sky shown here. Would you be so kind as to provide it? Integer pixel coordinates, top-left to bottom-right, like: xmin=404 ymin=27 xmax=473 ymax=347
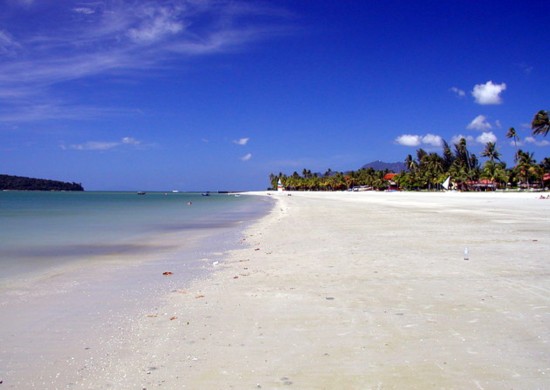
xmin=1 ymin=0 xmax=548 ymax=191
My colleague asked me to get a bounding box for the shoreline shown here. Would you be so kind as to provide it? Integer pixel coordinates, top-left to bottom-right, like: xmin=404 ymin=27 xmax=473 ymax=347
xmin=71 ymin=191 xmax=549 ymax=389
xmin=0 ymin=194 xmax=274 ymax=389
xmin=3 ymin=191 xmax=549 ymax=388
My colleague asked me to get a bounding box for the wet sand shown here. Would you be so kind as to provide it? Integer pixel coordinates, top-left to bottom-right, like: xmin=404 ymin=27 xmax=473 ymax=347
xmin=5 ymin=191 xmax=550 ymax=389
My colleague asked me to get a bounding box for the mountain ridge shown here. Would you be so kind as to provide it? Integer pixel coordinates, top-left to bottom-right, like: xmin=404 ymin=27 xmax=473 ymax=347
xmin=361 ymin=160 xmax=407 ymax=173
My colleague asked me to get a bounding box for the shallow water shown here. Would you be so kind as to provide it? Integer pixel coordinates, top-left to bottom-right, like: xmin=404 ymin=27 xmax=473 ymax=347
xmin=0 ymin=191 xmax=271 ymax=284
xmin=0 ymin=191 xmax=273 ymax=387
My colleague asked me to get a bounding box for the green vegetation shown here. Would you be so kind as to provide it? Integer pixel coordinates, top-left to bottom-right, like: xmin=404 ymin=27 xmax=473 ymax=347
xmin=269 ymin=168 xmax=395 ymax=191
xmin=531 ymin=110 xmax=549 ymax=137
xmin=270 ymin=110 xmax=550 ymax=191
xmin=0 ymin=174 xmax=84 ymax=191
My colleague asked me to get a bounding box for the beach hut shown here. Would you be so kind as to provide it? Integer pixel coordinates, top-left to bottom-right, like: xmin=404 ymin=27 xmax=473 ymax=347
xmin=383 ymin=173 xmax=399 ymax=191
xmin=467 ymin=179 xmax=497 ymax=191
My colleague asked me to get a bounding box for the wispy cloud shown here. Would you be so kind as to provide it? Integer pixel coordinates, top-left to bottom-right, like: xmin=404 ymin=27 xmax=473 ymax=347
xmin=73 ymin=7 xmax=95 ymax=15
xmin=0 ymin=101 xmax=140 ymax=122
xmin=62 ymin=136 xmax=144 ymax=151
xmin=240 ymin=153 xmax=252 ymax=161
xmin=0 ymin=1 xmax=293 ymax=122
xmin=471 ymin=81 xmax=506 ymax=105
xmin=121 ymin=136 xmax=141 ymax=145
xmin=0 ymin=29 xmax=21 ymax=55
xmin=450 ymin=86 xmax=465 ymax=98
xmin=516 ymin=62 xmax=533 ymax=75
xmin=127 ymin=5 xmax=184 ymax=44
xmin=64 ymin=141 xmax=120 ymax=151
xmin=524 ymin=136 xmax=550 ymax=147
xmin=233 ymin=137 xmax=249 ymax=145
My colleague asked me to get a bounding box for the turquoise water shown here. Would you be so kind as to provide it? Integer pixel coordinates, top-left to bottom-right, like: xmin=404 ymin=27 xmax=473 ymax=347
xmin=0 ymin=191 xmax=272 ymax=284
xmin=0 ymin=191 xmax=272 ymax=385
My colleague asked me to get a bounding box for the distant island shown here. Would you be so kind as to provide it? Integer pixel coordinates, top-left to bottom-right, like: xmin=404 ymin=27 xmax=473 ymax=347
xmin=0 ymin=174 xmax=84 ymax=191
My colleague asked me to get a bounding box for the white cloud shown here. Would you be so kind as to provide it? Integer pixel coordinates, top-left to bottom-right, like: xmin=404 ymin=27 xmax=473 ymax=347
xmin=233 ymin=137 xmax=250 ymax=146
xmin=467 ymin=115 xmax=492 ymax=131
xmin=450 ymin=86 xmax=465 ymax=97
xmin=525 ymin=136 xmax=550 ymax=147
xmin=395 ymin=133 xmax=443 ymax=147
xmin=476 ymin=131 xmax=497 ymax=144
xmin=422 ymin=134 xmax=443 ymax=147
xmin=240 ymin=153 xmax=252 ymax=161
xmin=451 ymin=134 xmax=474 ymax=145
xmin=395 ymin=134 xmax=421 ymax=147
xmin=471 ymin=81 xmax=506 ymax=105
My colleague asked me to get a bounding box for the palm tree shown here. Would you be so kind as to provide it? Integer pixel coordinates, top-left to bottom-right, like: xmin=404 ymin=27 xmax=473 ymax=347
xmin=506 ymin=127 xmax=520 ymax=162
xmin=405 ymin=154 xmax=415 ymax=172
xmin=469 ymin=153 xmax=481 ymax=181
xmin=452 ymin=138 xmax=475 ymax=188
xmin=532 ymin=110 xmax=549 ymax=136
xmin=441 ymin=140 xmax=455 ymax=172
xmin=269 ymin=173 xmax=278 ymax=190
xmin=416 ymin=148 xmax=428 ymax=164
xmin=421 ymin=152 xmax=444 ymax=190
xmin=454 ymin=138 xmax=470 ymax=169
xmin=515 ymin=150 xmax=537 ymax=188
xmin=449 ymin=162 xmax=469 ymax=190
xmin=481 ymin=142 xmax=501 ymax=163
xmin=481 ymin=161 xmax=508 ymax=190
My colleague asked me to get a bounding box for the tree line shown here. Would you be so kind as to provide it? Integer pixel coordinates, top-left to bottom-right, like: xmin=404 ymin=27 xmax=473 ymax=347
xmin=269 ymin=110 xmax=550 ymax=191
xmin=0 ymin=174 xmax=84 ymax=191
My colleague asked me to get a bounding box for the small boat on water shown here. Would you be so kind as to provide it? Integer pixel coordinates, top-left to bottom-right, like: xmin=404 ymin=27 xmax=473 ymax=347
xmin=201 ymin=192 xmax=210 ymax=196
xmin=137 ymin=191 xmax=146 ymax=195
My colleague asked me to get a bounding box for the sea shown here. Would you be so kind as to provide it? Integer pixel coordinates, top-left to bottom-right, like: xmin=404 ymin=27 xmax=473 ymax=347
xmin=0 ymin=191 xmax=273 ymax=285
xmin=0 ymin=191 xmax=273 ymax=386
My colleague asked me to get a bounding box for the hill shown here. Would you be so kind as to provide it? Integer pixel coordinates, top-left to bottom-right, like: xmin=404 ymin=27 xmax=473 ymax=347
xmin=0 ymin=174 xmax=84 ymax=191
xmin=361 ymin=160 xmax=407 ymax=173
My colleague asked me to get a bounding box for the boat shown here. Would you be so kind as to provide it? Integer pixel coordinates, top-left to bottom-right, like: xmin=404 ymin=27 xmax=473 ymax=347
xmin=137 ymin=191 xmax=146 ymax=195
xmin=442 ymin=176 xmax=451 ymax=191
xmin=201 ymin=192 xmax=210 ymax=196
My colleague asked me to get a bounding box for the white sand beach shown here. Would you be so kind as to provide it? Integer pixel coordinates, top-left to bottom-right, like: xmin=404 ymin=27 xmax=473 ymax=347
xmin=7 ymin=191 xmax=550 ymax=389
